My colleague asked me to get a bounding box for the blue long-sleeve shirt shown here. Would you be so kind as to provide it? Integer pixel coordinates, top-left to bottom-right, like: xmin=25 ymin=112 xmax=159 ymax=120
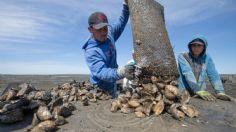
xmin=82 ymin=4 xmax=129 ymax=96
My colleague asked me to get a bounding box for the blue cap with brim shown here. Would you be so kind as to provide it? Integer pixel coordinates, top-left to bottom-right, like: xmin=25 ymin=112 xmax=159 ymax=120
xmin=88 ymin=12 xmax=108 ymax=29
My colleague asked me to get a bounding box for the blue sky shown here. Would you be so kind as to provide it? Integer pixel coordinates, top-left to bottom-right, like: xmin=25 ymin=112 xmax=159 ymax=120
xmin=0 ymin=0 xmax=236 ymax=74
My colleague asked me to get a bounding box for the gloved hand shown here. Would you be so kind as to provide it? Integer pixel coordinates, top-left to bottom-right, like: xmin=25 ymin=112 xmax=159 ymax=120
xmin=118 ymin=63 xmax=135 ymax=80
xmin=216 ymin=92 xmax=235 ymax=102
xmin=123 ymin=0 xmax=128 ymax=5
xmin=195 ymin=91 xmax=216 ymax=101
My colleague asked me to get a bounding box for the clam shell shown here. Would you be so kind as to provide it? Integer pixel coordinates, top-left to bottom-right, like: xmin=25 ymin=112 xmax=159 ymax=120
xmin=110 ymin=100 xmax=122 ymax=112
xmin=125 ymin=91 xmax=132 ymax=98
xmin=27 ymin=91 xmax=37 ymax=101
xmin=31 ymin=113 xmax=40 ymax=127
xmin=131 ymin=93 xmax=140 ymax=99
xmin=61 ymin=83 xmax=71 ymax=90
xmin=34 ymin=91 xmax=51 ymax=101
xmin=0 ymin=94 xmax=7 ymax=101
xmin=55 ymin=115 xmax=67 ymax=126
xmin=156 ymin=83 xmax=165 ymax=90
xmin=135 ymin=111 xmax=146 ymax=118
xmin=155 ymin=93 xmax=162 ymax=101
xmin=169 ymin=104 xmax=185 ymax=120
xmin=118 ymin=95 xmax=128 ymax=104
xmin=165 ymin=85 xmax=179 ymax=96
xmin=59 ymin=90 xmax=69 ymax=97
xmin=6 ymin=90 xmax=17 ymax=101
xmin=68 ymin=96 xmax=75 ymax=102
xmin=128 ymin=100 xmax=140 ymax=108
xmin=17 ymin=83 xmax=34 ymax=97
xmin=79 ymin=89 xmax=89 ymax=96
xmin=152 ymin=84 xmax=158 ymax=94
xmin=48 ymin=97 xmax=63 ymax=110
xmin=120 ymin=107 xmax=133 ymax=114
xmin=70 ymin=87 xmax=78 ymax=96
xmin=170 ymin=80 xmax=178 ymax=86
xmin=135 ymin=106 xmax=144 ymax=112
xmin=163 ymin=96 xmax=174 ymax=105
xmin=36 ymin=106 xmax=52 ymax=121
xmin=89 ymin=98 xmax=97 ymax=103
xmin=152 ymin=100 xmax=164 ymax=116
xmin=142 ymin=83 xmax=153 ymax=93
xmin=180 ymin=104 xmax=199 ymax=118
xmin=31 ymin=120 xmax=56 ymax=132
xmin=151 ymin=76 xmax=158 ymax=84
xmin=81 ymin=96 xmax=89 ymax=106
xmin=164 ymin=89 xmax=176 ymax=100
xmin=143 ymin=101 xmax=153 ymax=116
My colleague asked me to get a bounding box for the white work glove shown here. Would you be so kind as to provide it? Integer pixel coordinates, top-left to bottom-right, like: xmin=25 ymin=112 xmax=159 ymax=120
xmin=118 ymin=63 xmax=135 ymax=80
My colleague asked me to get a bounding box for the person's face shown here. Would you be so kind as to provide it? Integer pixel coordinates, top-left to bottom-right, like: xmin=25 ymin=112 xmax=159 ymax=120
xmin=89 ymin=26 xmax=108 ymax=42
xmin=191 ymin=43 xmax=204 ymax=57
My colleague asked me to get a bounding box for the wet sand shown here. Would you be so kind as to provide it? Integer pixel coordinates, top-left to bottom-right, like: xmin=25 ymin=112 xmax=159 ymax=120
xmin=0 ymin=75 xmax=236 ymax=132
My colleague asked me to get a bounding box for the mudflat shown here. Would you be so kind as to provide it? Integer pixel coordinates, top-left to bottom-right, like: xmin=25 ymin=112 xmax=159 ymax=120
xmin=0 ymin=75 xmax=236 ymax=132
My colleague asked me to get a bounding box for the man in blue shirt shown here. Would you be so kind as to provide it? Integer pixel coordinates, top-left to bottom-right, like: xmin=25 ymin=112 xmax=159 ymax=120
xmin=178 ymin=37 xmax=235 ymax=101
xmin=82 ymin=0 xmax=134 ymax=98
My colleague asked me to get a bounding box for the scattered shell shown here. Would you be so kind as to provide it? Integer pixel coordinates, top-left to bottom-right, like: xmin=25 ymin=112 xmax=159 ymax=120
xmin=169 ymin=104 xmax=185 ymax=120
xmin=135 ymin=106 xmax=144 ymax=112
xmin=135 ymin=111 xmax=146 ymax=118
xmin=156 ymin=83 xmax=165 ymax=90
xmin=143 ymin=101 xmax=153 ymax=116
xmin=170 ymin=80 xmax=178 ymax=86
xmin=17 ymin=83 xmax=34 ymax=97
xmin=110 ymin=100 xmax=122 ymax=112
xmin=118 ymin=95 xmax=128 ymax=104
xmin=180 ymin=104 xmax=199 ymax=118
xmin=31 ymin=120 xmax=56 ymax=132
xmin=165 ymin=85 xmax=179 ymax=96
xmin=0 ymin=94 xmax=7 ymax=101
xmin=128 ymin=100 xmax=140 ymax=108
xmin=34 ymin=91 xmax=51 ymax=101
xmin=55 ymin=115 xmax=67 ymax=126
xmin=6 ymin=90 xmax=17 ymax=101
xmin=152 ymin=100 xmax=164 ymax=116
xmin=120 ymin=107 xmax=133 ymax=114
xmin=151 ymin=76 xmax=158 ymax=84
xmin=31 ymin=113 xmax=40 ymax=127
xmin=36 ymin=106 xmax=52 ymax=121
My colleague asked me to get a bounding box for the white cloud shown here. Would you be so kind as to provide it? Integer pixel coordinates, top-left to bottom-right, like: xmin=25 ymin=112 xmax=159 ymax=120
xmin=157 ymin=0 xmax=236 ymax=25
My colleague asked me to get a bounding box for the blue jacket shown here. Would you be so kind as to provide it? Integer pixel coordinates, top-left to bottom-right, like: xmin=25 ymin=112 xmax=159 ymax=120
xmin=82 ymin=4 xmax=129 ymax=96
xmin=178 ymin=37 xmax=224 ymax=95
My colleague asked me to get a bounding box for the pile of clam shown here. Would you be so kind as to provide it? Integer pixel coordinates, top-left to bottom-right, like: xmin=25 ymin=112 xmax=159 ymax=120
xmin=111 ymin=76 xmax=199 ymax=120
xmin=0 ymin=80 xmax=111 ymax=131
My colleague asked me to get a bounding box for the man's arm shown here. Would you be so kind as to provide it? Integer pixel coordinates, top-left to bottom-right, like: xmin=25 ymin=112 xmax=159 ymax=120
xmin=111 ymin=3 xmax=129 ymax=42
xmin=85 ymin=49 xmax=121 ymax=82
